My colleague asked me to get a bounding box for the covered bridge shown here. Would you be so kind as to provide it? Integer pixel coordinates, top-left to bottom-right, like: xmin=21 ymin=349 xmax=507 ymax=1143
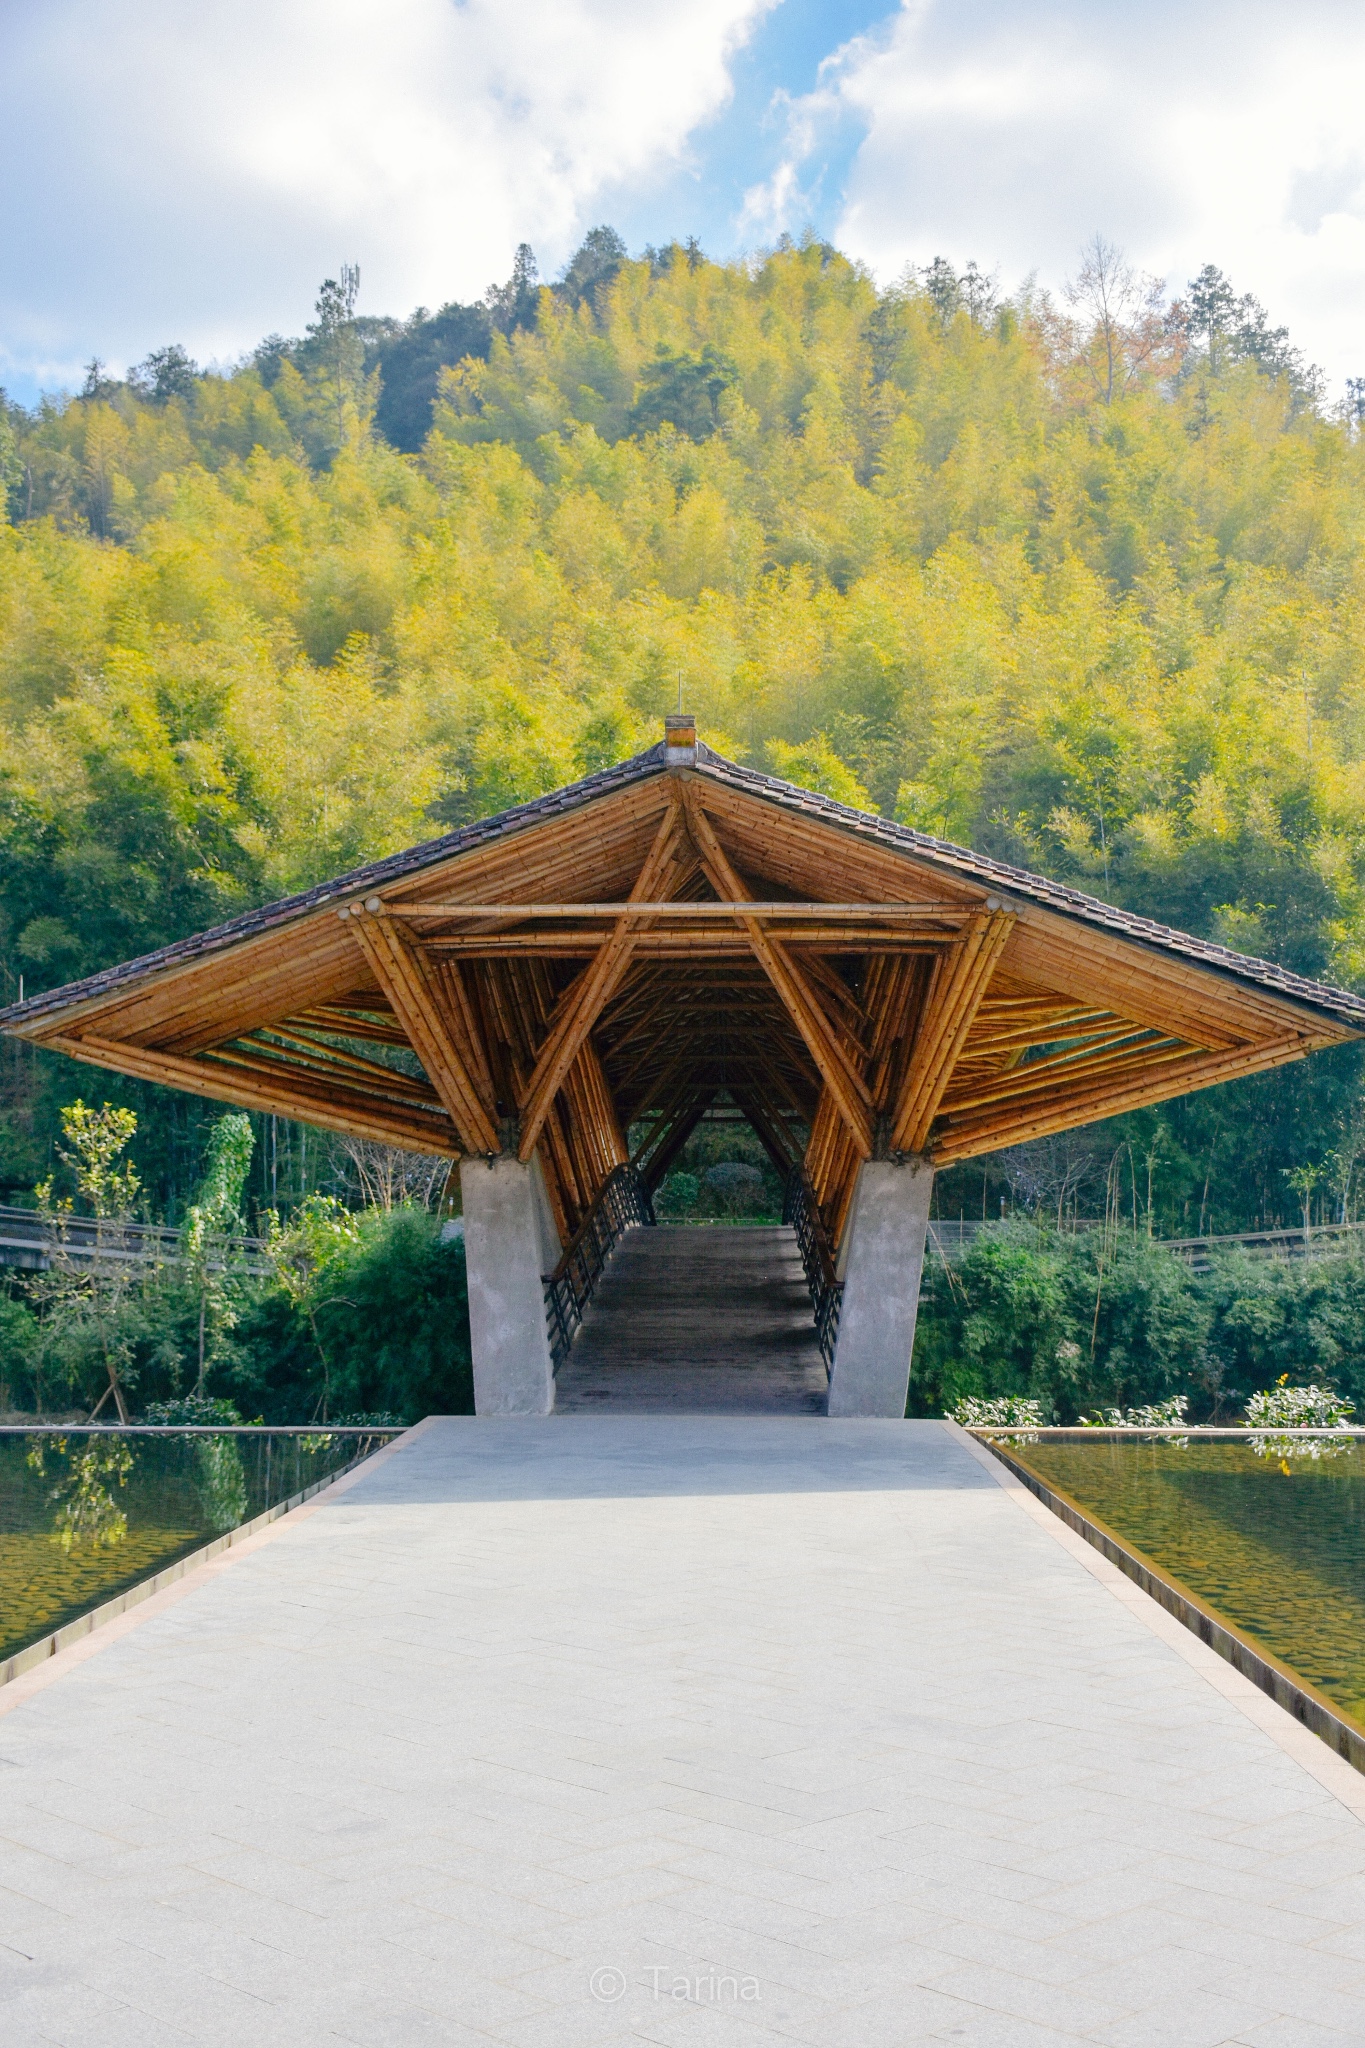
xmin=5 ymin=717 xmax=1363 ymax=1415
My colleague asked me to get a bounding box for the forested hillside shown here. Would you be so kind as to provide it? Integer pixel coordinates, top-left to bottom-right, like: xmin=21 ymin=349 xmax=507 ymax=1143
xmin=3 ymin=233 xmax=1364 ymax=1232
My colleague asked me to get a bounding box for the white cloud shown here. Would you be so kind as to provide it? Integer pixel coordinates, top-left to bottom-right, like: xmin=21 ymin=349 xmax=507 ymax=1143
xmin=9 ymin=0 xmax=1365 ymax=402
xmin=0 ymin=0 xmax=773 ymax=393
xmin=770 ymin=0 xmax=1365 ymax=390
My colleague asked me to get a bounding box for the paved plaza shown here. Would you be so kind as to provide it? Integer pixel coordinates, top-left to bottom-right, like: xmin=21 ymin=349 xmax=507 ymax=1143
xmin=3 ymin=1417 xmax=1365 ymax=2046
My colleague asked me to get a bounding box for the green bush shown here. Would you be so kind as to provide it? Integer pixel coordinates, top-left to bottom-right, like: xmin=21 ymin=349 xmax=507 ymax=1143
xmin=230 ymin=1206 xmax=472 ymax=1422
xmin=912 ymin=1223 xmax=1365 ymax=1420
xmin=657 ymin=1173 xmax=701 ymax=1218
xmin=0 ymin=1292 xmax=41 ymax=1412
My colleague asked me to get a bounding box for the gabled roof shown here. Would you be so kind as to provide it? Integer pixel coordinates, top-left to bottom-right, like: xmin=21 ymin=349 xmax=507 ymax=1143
xmin=2 ymin=735 xmax=1359 ymax=1194
xmin=0 ymin=743 xmax=668 ymax=1029
xmin=6 ymin=738 xmax=1363 ymax=1035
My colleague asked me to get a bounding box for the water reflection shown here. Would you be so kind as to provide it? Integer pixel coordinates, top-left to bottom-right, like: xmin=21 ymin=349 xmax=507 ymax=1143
xmin=1011 ymin=1438 xmax=1365 ymax=1728
xmin=1 ymin=1427 xmax=396 ymax=1666
xmin=26 ymin=1435 xmax=134 ymax=1552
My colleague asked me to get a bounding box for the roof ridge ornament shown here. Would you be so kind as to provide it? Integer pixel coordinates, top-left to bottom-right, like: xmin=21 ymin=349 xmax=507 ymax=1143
xmin=664 ymin=712 xmax=696 ymax=768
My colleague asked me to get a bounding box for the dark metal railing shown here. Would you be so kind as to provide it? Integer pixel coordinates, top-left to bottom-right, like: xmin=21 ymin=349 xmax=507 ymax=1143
xmin=543 ymin=1164 xmax=655 ymax=1372
xmin=784 ymin=1170 xmax=842 ymax=1370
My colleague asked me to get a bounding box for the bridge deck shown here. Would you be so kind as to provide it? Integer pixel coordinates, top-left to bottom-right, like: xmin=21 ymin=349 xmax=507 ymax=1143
xmin=553 ymin=1224 xmax=829 ymax=1414
xmin=4 ymin=1417 xmax=1364 ymax=2046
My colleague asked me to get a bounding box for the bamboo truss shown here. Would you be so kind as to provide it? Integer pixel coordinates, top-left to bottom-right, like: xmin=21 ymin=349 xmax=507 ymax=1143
xmin=5 ymin=736 xmax=1359 ymax=1265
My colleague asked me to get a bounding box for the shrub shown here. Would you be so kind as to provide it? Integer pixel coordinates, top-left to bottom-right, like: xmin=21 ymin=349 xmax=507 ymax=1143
xmin=913 ymin=1222 xmax=1210 ymax=1420
xmin=1243 ymin=1381 xmax=1354 ymax=1429
xmin=704 ymin=1162 xmax=768 ymax=1217
xmin=1081 ymin=1395 xmax=1189 ymax=1427
xmin=949 ymin=1395 xmax=1043 ymax=1430
xmin=230 ymin=1204 xmax=471 ymax=1422
xmin=912 ymin=1223 xmax=1076 ymax=1418
xmin=657 ymin=1172 xmax=701 ymax=1218
xmin=0 ymin=1292 xmax=41 ymax=1411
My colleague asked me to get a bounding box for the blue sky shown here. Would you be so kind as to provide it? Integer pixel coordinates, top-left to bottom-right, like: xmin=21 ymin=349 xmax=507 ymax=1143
xmin=601 ymin=0 xmax=883 ymax=257
xmin=4 ymin=0 xmax=1365 ymax=406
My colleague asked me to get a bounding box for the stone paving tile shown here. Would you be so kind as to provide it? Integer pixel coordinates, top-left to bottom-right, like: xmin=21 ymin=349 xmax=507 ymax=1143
xmin=1088 ymin=1985 xmax=1271 ymax=2047
xmin=334 ymin=2012 xmax=515 ymax=2048
xmin=1307 ymin=1921 xmax=1365 ymax=1964
xmin=916 ymin=1958 xmax=1137 ymax=2035
xmin=2 ymin=1416 xmax=1364 ymax=2048
xmin=18 ymin=2003 xmax=198 ymax=2048
xmin=1230 ymin=2021 xmax=1359 ymax=2047
xmin=920 ymin=2014 xmax=1101 ymax=2048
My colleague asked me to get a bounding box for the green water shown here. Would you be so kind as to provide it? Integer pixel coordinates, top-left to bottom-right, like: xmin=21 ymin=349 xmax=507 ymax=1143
xmin=0 ymin=1430 xmax=391 ymax=1665
xmin=1010 ymin=1438 xmax=1365 ymax=1729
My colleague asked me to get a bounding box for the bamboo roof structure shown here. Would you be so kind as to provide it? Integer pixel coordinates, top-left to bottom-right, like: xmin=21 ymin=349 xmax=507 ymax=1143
xmin=5 ymin=722 xmax=1363 ymax=1254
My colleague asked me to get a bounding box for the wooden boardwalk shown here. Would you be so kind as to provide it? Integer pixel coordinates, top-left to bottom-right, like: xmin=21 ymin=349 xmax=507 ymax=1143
xmin=553 ymin=1224 xmax=830 ymax=1414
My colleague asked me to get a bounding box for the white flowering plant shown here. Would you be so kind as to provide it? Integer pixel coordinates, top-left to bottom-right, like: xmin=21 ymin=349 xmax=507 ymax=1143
xmin=1082 ymin=1395 xmax=1189 ymax=1430
xmin=1244 ymin=1378 xmax=1354 ymax=1460
xmin=950 ymin=1395 xmax=1044 ymax=1443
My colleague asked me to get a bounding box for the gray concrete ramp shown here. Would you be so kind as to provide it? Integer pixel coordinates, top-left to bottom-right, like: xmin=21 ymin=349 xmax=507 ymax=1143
xmin=553 ymin=1223 xmax=829 ymax=1413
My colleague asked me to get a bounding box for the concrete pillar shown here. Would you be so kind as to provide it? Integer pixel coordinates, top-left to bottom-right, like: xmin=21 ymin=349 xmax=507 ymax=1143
xmin=459 ymin=1154 xmax=559 ymax=1415
xmin=826 ymin=1156 xmax=933 ymax=1419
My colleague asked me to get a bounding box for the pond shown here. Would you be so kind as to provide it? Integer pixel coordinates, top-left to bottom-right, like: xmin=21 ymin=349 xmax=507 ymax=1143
xmin=1003 ymin=1435 xmax=1365 ymax=1734
xmin=0 ymin=1428 xmax=397 ymax=1667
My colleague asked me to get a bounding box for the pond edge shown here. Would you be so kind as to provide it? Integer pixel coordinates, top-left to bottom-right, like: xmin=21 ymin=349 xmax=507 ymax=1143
xmin=968 ymin=1427 xmax=1365 ymax=1780
xmin=1 ymin=1431 xmax=403 ymax=1689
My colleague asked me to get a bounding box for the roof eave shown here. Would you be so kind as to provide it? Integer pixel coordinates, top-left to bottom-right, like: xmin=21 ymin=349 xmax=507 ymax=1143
xmin=0 ymin=743 xmax=672 ymax=1035
xmin=689 ymin=748 xmax=1365 ymax=1039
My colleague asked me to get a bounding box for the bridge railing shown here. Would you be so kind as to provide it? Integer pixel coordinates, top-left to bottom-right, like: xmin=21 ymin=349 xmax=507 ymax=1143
xmin=543 ymin=1164 xmax=655 ymax=1373
xmin=0 ymin=1205 xmax=269 ymax=1275
xmin=784 ymin=1171 xmax=843 ymax=1370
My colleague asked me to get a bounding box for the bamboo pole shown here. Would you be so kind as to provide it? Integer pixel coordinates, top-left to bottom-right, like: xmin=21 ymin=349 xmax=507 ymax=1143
xmin=516 ymin=803 xmax=681 ymax=1162
xmin=680 ymin=787 xmax=873 ymax=1158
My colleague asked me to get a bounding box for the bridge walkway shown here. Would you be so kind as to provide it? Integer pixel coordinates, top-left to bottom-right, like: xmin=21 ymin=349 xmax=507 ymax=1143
xmin=553 ymin=1223 xmax=829 ymax=1414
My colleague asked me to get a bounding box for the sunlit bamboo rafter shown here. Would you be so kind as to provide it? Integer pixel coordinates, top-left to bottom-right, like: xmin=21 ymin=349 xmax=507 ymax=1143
xmin=344 ymin=903 xmax=500 ymax=1156
xmin=679 ymin=783 xmax=876 ymax=1158
xmin=516 ymin=799 xmax=682 ymax=1162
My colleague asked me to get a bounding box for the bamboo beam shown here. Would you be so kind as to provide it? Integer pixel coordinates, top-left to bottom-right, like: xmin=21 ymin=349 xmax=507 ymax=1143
xmin=624 ymin=1033 xmax=707 ymax=1129
xmin=933 ymin=1034 xmax=1320 ymax=1165
xmin=937 ymin=1027 xmax=1181 ymax=1117
xmin=890 ymin=909 xmax=1015 ymax=1154
xmin=951 ymin=1006 xmax=1114 ymax=1060
xmin=206 ymin=1041 xmax=441 ymax=1122
xmin=680 ymin=786 xmax=873 ymax=1159
xmin=46 ymin=1034 xmax=457 ymax=1157
xmin=516 ymin=802 xmax=681 ymax=1163
xmin=692 ymin=773 xmax=1354 ymax=1049
xmin=229 ymin=1036 xmax=440 ymax=1109
xmin=243 ymin=1025 xmax=439 ymax=1100
xmin=635 ymin=1096 xmax=711 ymax=1190
xmin=730 ymin=1089 xmax=800 ymax=1177
xmin=294 ymin=1003 xmax=412 ymax=1048
xmin=422 ymin=930 xmax=949 ymax=957
xmin=389 ymin=901 xmax=971 ymax=921
xmin=432 ymin=958 xmax=498 ymax=1113
xmin=345 ymin=908 xmax=501 ymax=1156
